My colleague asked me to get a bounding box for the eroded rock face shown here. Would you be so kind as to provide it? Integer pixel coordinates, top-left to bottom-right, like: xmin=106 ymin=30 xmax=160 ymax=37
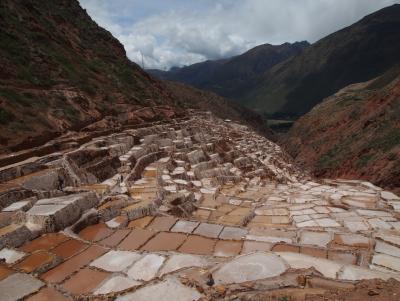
xmin=0 ymin=112 xmax=399 ymax=300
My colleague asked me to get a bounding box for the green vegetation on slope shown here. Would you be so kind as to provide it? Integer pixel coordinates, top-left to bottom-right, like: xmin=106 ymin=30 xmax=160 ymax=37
xmin=284 ymin=66 xmax=400 ymax=192
xmin=0 ymin=0 xmax=268 ymax=152
xmin=149 ymin=42 xmax=309 ymax=101
xmin=242 ymin=4 xmax=400 ymax=117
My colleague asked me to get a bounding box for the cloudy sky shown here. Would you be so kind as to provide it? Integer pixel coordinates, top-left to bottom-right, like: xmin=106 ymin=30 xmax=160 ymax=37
xmin=79 ymin=0 xmax=399 ymax=70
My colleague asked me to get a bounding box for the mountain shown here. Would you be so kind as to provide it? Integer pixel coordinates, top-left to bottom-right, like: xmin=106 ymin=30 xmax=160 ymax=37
xmin=149 ymin=41 xmax=309 ymax=100
xmin=151 ymin=5 xmax=400 ymax=119
xmin=163 ymin=80 xmax=273 ymax=138
xmin=242 ymin=4 xmax=400 ymax=117
xmin=0 ymin=0 xmax=267 ymax=153
xmin=283 ymin=65 xmax=400 ymax=193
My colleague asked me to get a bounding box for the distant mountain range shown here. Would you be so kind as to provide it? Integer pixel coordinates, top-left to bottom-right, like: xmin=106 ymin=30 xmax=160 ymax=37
xmin=150 ymin=4 xmax=400 ymax=119
xmin=148 ymin=41 xmax=309 ymax=109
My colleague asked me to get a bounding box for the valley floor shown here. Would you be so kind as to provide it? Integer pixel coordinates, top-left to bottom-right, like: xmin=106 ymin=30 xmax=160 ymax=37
xmin=0 ymin=112 xmax=399 ymax=300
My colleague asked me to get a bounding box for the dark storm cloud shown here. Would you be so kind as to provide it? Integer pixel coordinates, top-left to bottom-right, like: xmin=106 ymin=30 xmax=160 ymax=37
xmin=79 ymin=0 xmax=399 ymax=69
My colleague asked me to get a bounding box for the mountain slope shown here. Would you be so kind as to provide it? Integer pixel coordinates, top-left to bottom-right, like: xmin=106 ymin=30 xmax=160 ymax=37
xmin=283 ymin=66 xmax=400 ymax=193
xmin=0 ymin=0 xmax=267 ymax=153
xmin=164 ymin=80 xmax=273 ymax=138
xmin=149 ymin=41 xmax=309 ymax=100
xmin=243 ymin=4 xmax=400 ymax=117
xmin=0 ymin=0 xmax=179 ymax=150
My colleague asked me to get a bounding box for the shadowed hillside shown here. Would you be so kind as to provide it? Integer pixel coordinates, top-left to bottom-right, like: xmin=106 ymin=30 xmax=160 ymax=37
xmin=149 ymin=41 xmax=309 ymax=101
xmin=242 ymin=4 xmax=400 ymax=117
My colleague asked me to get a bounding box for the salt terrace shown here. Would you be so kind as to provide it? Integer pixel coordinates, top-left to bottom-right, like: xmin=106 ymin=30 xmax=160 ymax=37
xmin=0 ymin=111 xmax=399 ymax=300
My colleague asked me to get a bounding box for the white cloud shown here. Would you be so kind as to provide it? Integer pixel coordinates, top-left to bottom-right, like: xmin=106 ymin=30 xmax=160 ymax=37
xmin=79 ymin=0 xmax=399 ymax=69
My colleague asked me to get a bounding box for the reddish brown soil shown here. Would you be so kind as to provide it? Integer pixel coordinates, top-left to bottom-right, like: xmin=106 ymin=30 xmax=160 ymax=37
xmin=283 ymin=69 xmax=400 ymax=194
xmin=231 ymin=279 xmax=400 ymax=301
xmin=306 ymin=279 xmax=400 ymax=301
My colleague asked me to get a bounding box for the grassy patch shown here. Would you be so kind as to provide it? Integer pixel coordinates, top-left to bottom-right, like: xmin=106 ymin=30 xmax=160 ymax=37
xmin=367 ymin=64 xmax=400 ymax=90
xmin=0 ymin=108 xmax=15 ymax=125
xmin=104 ymin=94 xmax=116 ymax=103
xmin=9 ymin=121 xmax=30 ymax=131
xmin=118 ymin=66 xmax=137 ymax=86
xmin=0 ymin=89 xmax=49 ymax=107
xmin=316 ymin=135 xmax=357 ymax=170
xmin=316 ymin=150 xmax=339 ymax=170
xmin=0 ymin=89 xmax=32 ymax=107
xmin=388 ymin=152 xmax=397 ymax=161
xmin=87 ymin=59 xmax=108 ymax=74
xmin=50 ymin=50 xmax=76 ymax=75
xmin=349 ymin=107 xmax=361 ymax=120
xmin=0 ymin=32 xmax=23 ymax=56
xmin=317 ymin=144 xmax=346 ymax=170
xmin=369 ymin=125 xmax=400 ymax=152
xmin=36 ymin=115 xmax=52 ymax=128
xmin=356 ymin=153 xmax=374 ymax=168
xmin=64 ymin=106 xmax=80 ymax=121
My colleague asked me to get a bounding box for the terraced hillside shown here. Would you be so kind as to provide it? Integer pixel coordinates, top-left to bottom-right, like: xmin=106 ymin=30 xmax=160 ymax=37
xmin=0 ymin=112 xmax=399 ymax=300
